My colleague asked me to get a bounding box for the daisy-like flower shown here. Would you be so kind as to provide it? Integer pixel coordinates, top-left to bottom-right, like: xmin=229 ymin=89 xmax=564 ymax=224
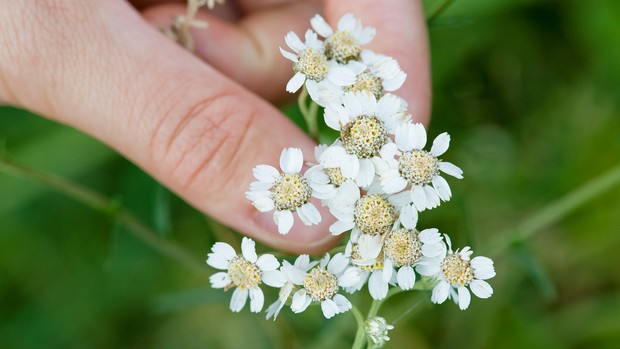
xmin=320 ymin=91 xmax=406 ymax=187
xmin=344 ymin=50 xmax=407 ymax=99
xmin=382 ymin=227 xmax=445 ymax=291
xmin=377 ymin=122 xmax=463 ymax=223
xmin=265 ymin=254 xmax=317 ymax=321
xmin=345 ymin=234 xmax=394 ymax=300
xmin=305 ymin=145 xmax=356 ymax=203
xmin=310 ymin=13 xmax=376 ymax=64
xmin=428 ymin=235 xmax=496 ymax=310
xmin=328 ymin=181 xmax=397 ymax=239
xmin=290 ymin=253 xmax=361 ymax=319
xmin=245 ymin=148 xmax=322 ymax=235
xmin=207 ymin=237 xmax=286 ymax=313
xmin=280 ymin=29 xmax=356 ymax=94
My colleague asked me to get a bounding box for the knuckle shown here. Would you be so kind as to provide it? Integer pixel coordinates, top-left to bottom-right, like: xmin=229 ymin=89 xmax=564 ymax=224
xmin=151 ymin=90 xmax=257 ymax=197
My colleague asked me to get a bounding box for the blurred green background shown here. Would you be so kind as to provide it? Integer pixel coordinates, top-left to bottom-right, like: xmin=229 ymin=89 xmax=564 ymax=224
xmin=1 ymin=0 xmax=620 ymax=348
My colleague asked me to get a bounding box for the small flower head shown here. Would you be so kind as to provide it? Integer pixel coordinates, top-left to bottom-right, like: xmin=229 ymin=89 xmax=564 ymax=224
xmin=266 ymin=255 xmax=317 ymax=321
xmin=290 ymin=253 xmax=361 ymax=319
xmin=246 ymin=148 xmax=322 ymax=235
xmin=207 ymin=238 xmax=285 ymax=313
xmin=353 ymin=194 xmax=396 ymax=236
xmin=383 ymin=227 xmax=421 ymax=267
xmin=430 ymin=235 xmax=496 ymax=310
xmin=365 ymin=316 xmax=394 ymax=347
xmin=310 ymin=13 xmax=376 ymax=64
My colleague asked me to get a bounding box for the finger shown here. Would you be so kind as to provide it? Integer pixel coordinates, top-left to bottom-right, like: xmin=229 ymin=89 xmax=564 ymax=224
xmin=322 ymin=0 xmax=432 ymax=124
xmin=0 ymin=1 xmax=336 ymax=254
xmin=142 ymin=1 xmax=321 ymax=103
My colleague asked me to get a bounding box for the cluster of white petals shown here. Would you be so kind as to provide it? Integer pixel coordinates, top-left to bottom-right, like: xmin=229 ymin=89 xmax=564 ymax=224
xmin=206 ymin=12 xmax=496 ymax=328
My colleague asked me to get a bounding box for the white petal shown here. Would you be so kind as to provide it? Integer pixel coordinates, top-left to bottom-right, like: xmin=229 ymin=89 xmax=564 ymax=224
xmin=240 ymin=237 xmax=258 ymax=263
xmin=252 ymin=197 xmax=275 ymax=212
xmin=310 ymin=14 xmax=334 ymax=37
xmin=256 ymin=254 xmax=279 ymax=271
xmin=230 ymin=288 xmax=248 ymax=312
xmin=249 ymin=180 xmax=273 ymax=192
xmin=342 ymin=92 xmax=363 ymax=117
xmin=388 ymin=191 xmax=412 ymax=208
xmin=376 ymin=94 xmax=400 ymax=122
xmin=439 ymin=161 xmax=464 ymax=179
xmin=320 ymin=145 xmax=347 ymax=167
xmin=430 ymin=132 xmax=451 ymax=156
xmin=285 ymin=31 xmax=305 ymax=53
xmin=249 ymin=287 xmax=265 ymax=313
xmin=253 ymin=165 xmax=280 ymax=183
xmin=411 ymin=123 xmax=427 ymax=150
xmin=470 ymin=280 xmax=493 ymax=299
xmin=340 ymin=154 xmax=360 ymax=179
xmin=358 ymin=27 xmax=376 ymax=45
xmin=327 ymin=66 xmax=356 ymax=86
xmin=328 ymin=253 xmax=349 ymax=275
xmin=321 ymin=299 xmax=339 ymax=319
xmin=397 ymin=266 xmax=416 ymax=290
xmin=211 ymin=242 xmax=236 ymax=261
xmin=394 ymin=123 xmax=414 ymax=152
xmin=245 ymin=190 xmax=271 ymax=202
xmin=280 ymin=147 xmax=304 ymax=173
xmin=381 ymin=171 xmax=407 ymax=194
xmin=399 ymin=204 xmax=418 ymax=230
xmin=291 ymin=289 xmax=310 ymax=313
xmin=283 ymin=263 xmax=307 ymax=285
xmin=265 ymin=300 xmax=284 ymax=321
xmin=329 ymin=220 xmax=355 ymax=235
xmin=279 ymin=47 xmax=298 ymax=62
xmin=333 ymin=294 xmax=352 ymax=312
xmin=472 ymin=256 xmax=496 ymax=280
xmin=410 ymin=185 xmax=428 ymax=212
xmin=286 ymin=72 xmax=306 ymax=93
xmin=324 ymin=105 xmax=344 ymax=131
xmin=457 ymin=286 xmax=471 ymax=310
xmin=337 ymin=13 xmax=357 ymax=32
xmin=432 ymin=176 xmax=452 ymax=201
xmin=359 ymin=91 xmax=377 ymax=115
xmin=382 ymin=259 xmax=393 ymax=283
xmin=416 ymin=260 xmax=441 ymax=276
xmin=262 ymin=270 xmax=287 ymax=288
xmin=206 ymin=253 xmax=229 ymax=270
xmin=423 ymin=185 xmax=441 ymax=209
xmin=356 ymin=158 xmax=375 ymax=187
xmin=369 ymin=270 xmax=388 ymax=300
xmin=209 ymin=272 xmax=230 ymax=288
xmin=300 ymin=202 xmax=321 ymax=225
xmin=274 ymin=210 xmax=295 ymax=235
xmin=379 ymin=142 xmax=400 ymax=162
xmin=339 ymin=267 xmax=362 ymax=287
xmin=431 ymin=281 xmax=450 ymax=304
xmin=382 ymin=71 xmax=406 ymax=91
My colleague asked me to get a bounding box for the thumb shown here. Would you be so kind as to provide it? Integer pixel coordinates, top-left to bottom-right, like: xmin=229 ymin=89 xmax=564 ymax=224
xmin=0 ymin=1 xmax=337 ymax=254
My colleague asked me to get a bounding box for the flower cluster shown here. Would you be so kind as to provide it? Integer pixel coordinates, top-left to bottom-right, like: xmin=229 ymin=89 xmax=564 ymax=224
xmin=206 ymin=12 xmax=496 ymax=346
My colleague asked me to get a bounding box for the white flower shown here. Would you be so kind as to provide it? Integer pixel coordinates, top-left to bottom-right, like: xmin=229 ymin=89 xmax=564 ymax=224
xmin=280 ymin=29 xmax=356 ymax=93
xmin=328 ymin=180 xmax=397 ymax=239
xmin=365 ymin=316 xmax=394 ymax=347
xmin=207 ymin=237 xmax=286 ymax=313
xmin=245 ymin=148 xmax=322 ymax=235
xmin=265 ymin=254 xmax=318 ymax=320
xmin=290 ymin=253 xmax=361 ymax=319
xmin=377 ymin=122 xmax=463 ymax=224
xmin=320 ymin=91 xmax=406 ymax=186
xmin=305 ymin=145 xmax=356 ymax=204
xmin=345 ymin=234 xmax=395 ymax=300
xmin=428 ymin=235 xmax=496 ymax=310
xmin=382 ymin=227 xmax=445 ymax=291
xmin=310 ymin=13 xmax=376 ymax=63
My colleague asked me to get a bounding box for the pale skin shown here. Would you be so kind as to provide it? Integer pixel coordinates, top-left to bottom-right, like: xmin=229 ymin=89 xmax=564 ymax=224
xmin=0 ymin=0 xmax=430 ymax=254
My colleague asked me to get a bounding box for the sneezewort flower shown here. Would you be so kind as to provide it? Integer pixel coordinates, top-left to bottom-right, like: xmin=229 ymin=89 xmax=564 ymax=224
xmin=320 ymin=91 xmax=406 ymax=187
xmin=376 ymin=122 xmax=463 ymax=226
xmin=425 ymin=235 xmax=496 ymax=310
xmin=245 ymin=148 xmax=322 ymax=235
xmin=345 ymin=234 xmax=394 ymax=300
xmin=310 ymin=13 xmax=376 ymax=64
xmin=290 ymin=253 xmax=361 ymax=319
xmin=207 ymin=237 xmax=286 ymax=313
xmin=365 ymin=316 xmax=394 ymax=347
xmin=265 ymin=254 xmax=317 ymax=321
xmin=280 ymin=29 xmax=356 ymax=94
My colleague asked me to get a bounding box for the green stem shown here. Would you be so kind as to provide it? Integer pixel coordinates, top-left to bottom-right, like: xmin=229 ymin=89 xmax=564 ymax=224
xmin=297 ymin=87 xmax=320 ymax=141
xmin=0 ymin=158 xmax=210 ymax=277
xmin=351 ymin=305 xmax=367 ymax=349
xmin=367 ymin=299 xmax=383 ymax=319
xmin=485 ymin=163 xmax=620 ymax=255
xmin=427 ymin=0 xmax=456 ymax=23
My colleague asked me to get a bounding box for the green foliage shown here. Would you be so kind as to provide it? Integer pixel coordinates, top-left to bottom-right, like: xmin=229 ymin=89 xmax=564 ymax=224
xmin=2 ymin=0 xmax=620 ymax=348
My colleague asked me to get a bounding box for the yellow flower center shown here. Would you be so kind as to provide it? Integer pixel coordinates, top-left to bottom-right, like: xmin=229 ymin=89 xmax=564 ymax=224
xmin=354 ymin=195 xmax=396 ymax=236
xmin=341 ymin=115 xmax=388 ymax=159
xmin=304 ymin=267 xmax=339 ymax=301
xmin=441 ymin=254 xmax=473 ymax=287
xmin=345 ymin=72 xmax=384 ymax=100
xmin=325 ymin=31 xmax=361 ymax=63
xmin=325 ymin=167 xmax=346 ymax=187
xmin=272 ymin=173 xmax=312 ymax=211
xmin=227 ymin=256 xmax=262 ymax=290
xmin=384 ymin=228 xmax=422 ymax=267
xmin=398 ymin=150 xmax=439 ymax=186
xmin=294 ymin=47 xmax=328 ymax=82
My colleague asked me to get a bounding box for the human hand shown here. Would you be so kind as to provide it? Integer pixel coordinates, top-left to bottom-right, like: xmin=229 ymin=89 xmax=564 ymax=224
xmin=0 ymin=0 xmax=430 ymax=254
